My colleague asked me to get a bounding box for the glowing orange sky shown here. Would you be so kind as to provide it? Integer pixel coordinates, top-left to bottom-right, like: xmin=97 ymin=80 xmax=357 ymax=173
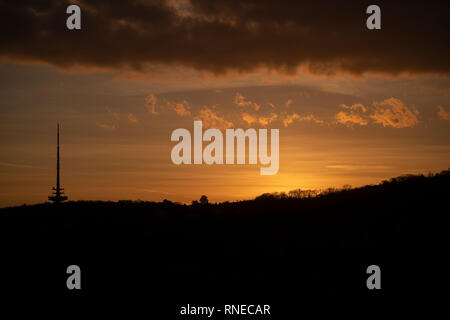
xmin=0 ymin=62 xmax=449 ymax=207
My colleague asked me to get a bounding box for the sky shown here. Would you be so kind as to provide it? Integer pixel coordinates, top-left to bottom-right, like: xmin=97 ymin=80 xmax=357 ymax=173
xmin=0 ymin=0 xmax=449 ymax=207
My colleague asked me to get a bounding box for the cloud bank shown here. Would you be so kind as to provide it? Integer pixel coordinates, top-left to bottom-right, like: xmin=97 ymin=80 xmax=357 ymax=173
xmin=1 ymin=0 xmax=449 ymax=75
xmin=335 ymin=98 xmax=420 ymax=128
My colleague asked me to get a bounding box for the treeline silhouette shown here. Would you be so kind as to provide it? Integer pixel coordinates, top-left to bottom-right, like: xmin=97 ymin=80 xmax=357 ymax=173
xmin=1 ymin=170 xmax=448 ymax=253
xmin=1 ymin=170 xmax=448 ymax=310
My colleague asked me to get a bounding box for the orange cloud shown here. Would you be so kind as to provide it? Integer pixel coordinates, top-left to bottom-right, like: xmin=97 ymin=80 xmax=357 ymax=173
xmin=282 ymin=113 xmax=300 ymax=127
xmin=128 ymin=113 xmax=139 ymax=124
xmin=335 ymin=111 xmax=368 ymax=127
xmin=195 ymin=107 xmax=234 ymax=129
xmin=370 ymin=98 xmax=419 ymax=128
xmin=234 ymin=93 xmax=260 ymax=111
xmin=170 ymin=101 xmax=191 ymax=117
xmin=258 ymin=113 xmax=278 ymax=126
xmin=298 ymin=114 xmax=324 ymax=125
xmin=282 ymin=112 xmax=324 ymax=127
xmin=339 ymin=103 xmax=367 ymax=113
xmin=242 ymin=112 xmax=278 ymax=126
xmin=242 ymin=112 xmax=257 ymax=125
xmin=437 ymin=105 xmax=450 ymax=121
xmin=96 ymin=121 xmax=116 ymax=130
xmin=145 ymin=94 xmax=191 ymax=117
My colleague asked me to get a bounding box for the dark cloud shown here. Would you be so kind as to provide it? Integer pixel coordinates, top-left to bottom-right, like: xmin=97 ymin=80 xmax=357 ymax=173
xmin=0 ymin=0 xmax=449 ymax=75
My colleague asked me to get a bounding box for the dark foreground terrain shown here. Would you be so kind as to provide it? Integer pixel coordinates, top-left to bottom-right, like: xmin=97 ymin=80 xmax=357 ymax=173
xmin=1 ymin=171 xmax=448 ymax=316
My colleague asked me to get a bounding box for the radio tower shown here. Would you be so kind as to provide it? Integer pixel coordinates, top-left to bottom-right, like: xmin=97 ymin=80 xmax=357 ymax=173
xmin=48 ymin=123 xmax=68 ymax=203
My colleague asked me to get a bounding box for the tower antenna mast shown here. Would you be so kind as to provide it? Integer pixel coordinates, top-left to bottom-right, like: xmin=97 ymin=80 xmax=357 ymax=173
xmin=48 ymin=123 xmax=68 ymax=203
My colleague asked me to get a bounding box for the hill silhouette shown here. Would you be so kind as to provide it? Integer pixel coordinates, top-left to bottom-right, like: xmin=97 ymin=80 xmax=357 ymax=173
xmin=1 ymin=170 xmax=448 ymax=315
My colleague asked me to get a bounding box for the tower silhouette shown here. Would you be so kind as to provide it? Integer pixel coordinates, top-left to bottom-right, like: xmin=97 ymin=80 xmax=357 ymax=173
xmin=48 ymin=123 xmax=68 ymax=203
